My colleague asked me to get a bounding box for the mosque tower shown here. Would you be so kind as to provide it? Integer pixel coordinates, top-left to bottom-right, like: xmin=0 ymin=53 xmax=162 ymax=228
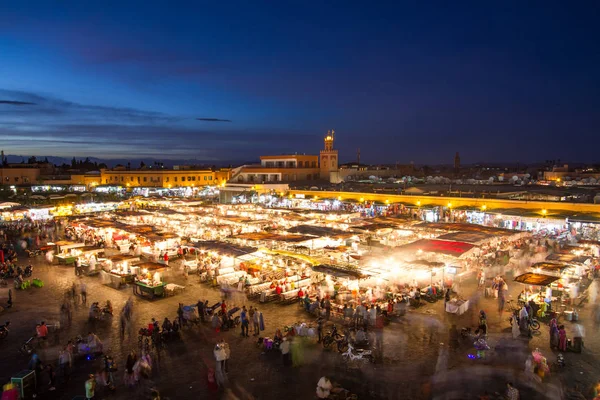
xmin=320 ymin=130 xmax=338 ymax=179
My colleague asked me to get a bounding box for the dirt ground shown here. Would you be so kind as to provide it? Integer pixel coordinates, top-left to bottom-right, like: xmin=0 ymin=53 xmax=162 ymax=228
xmin=1 ymin=248 xmax=599 ymax=400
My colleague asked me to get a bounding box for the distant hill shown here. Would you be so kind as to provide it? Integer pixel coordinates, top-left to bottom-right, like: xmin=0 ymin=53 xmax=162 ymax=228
xmin=4 ymin=154 xmax=242 ymax=168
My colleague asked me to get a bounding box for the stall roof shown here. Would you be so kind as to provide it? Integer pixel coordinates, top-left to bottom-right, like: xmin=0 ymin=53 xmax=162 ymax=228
xmin=545 ymin=253 xmax=591 ymax=264
xmin=514 ymin=272 xmax=559 ymax=286
xmin=312 ymin=264 xmax=365 ymax=278
xmin=351 ymin=223 xmax=398 ymax=232
xmin=393 ymin=239 xmax=475 ymax=258
xmin=414 ymin=222 xmax=516 ymax=236
xmin=436 ymin=231 xmax=495 ymax=244
xmin=532 ymin=262 xmax=570 ymax=272
xmin=409 ymin=260 xmax=446 ymax=268
xmin=578 ymin=240 xmax=600 ymax=246
xmin=133 ymin=261 xmax=167 ymax=271
xmin=191 ymin=240 xmax=257 ymax=257
xmin=287 ymin=225 xmax=353 ymax=238
xmin=232 ymin=232 xmax=315 ymax=243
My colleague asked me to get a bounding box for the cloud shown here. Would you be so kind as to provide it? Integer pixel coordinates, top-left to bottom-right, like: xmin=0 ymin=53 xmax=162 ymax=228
xmin=0 ymin=89 xmax=320 ymax=160
xmin=196 ymin=118 xmax=231 ymax=122
xmin=0 ymin=100 xmax=36 ymax=105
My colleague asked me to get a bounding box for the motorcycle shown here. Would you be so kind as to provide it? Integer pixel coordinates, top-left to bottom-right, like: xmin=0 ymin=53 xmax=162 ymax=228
xmin=322 ymin=325 xmax=346 ymax=352
xmin=19 ymin=336 xmax=36 ymax=355
xmin=26 ymin=249 xmax=42 ymax=258
xmin=23 ymin=266 xmax=33 ymax=278
xmin=0 ymin=322 xmax=10 ymax=340
xmin=340 ymin=343 xmax=373 ymax=362
xmin=508 ymin=313 xmax=540 ymax=331
xmin=89 ymin=302 xmax=113 ymax=320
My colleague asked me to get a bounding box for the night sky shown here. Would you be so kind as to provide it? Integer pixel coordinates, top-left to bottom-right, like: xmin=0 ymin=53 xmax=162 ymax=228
xmin=0 ymin=2 xmax=599 ymax=164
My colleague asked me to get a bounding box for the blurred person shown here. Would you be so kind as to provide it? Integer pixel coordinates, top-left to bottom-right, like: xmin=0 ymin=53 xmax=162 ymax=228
xmin=505 ymin=382 xmax=519 ymax=400
xmin=85 ymin=374 xmax=96 ymax=400
xmin=281 ymin=337 xmax=291 ymax=366
xmin=558 ymin=325 xmax=567 ymax=351
xmin=316 ymin=376 xmax=333 ymax=399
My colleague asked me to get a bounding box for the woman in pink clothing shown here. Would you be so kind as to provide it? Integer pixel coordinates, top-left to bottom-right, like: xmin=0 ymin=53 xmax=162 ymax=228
xmin=558 ymin=325 xmax=567 ymax=351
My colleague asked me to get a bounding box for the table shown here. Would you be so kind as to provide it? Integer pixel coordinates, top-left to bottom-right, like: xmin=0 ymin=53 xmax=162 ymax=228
xmin=55 ymin=255 xmax=77 ymax=265
xmin=103 ymin=271 xmax=135 ymax=287
xmin=445 ymin=299 xmax=469 ymax=315
xmin=165 ymin=283 xmax=185 ymax=296
xmin=133 ymin=281 xmax=166 ymax=299
xmin=10 ymin=370 xmax=36 ymax=399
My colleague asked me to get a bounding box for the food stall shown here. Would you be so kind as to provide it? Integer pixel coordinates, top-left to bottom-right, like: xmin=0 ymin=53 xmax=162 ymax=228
xmin=445 ymin=299 xmax=470 ymax=315
xmin=133 ymin=262 xmax=168 ymax=299
xmin=101 ymin=257 xmax=141 ymax=288
xmin=100 ymin=254 xmax=141 ymax=272
xmin=513 ymin=272 xmax=561 ymax=315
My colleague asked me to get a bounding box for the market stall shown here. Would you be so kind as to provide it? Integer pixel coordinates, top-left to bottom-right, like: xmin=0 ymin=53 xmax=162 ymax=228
xmin=133 ymin=263 xmax=168 ymax=299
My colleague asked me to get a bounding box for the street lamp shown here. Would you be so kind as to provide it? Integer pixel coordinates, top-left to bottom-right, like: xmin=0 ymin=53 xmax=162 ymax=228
xmin=542 ymin=209 xmax=547 ymax=217
xmin=481 ymin=205 xmax=487 ymax=211
xmin=447 ymin=202 xmax=452 ymax=208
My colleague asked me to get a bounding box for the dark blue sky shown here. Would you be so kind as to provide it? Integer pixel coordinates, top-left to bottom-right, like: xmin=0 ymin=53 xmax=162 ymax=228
xmin=0 ymin=1 xmax=599 ymax=164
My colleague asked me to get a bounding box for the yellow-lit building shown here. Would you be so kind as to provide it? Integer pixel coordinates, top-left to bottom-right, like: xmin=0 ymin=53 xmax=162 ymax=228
xmin=0 ymin=167 xmax=40 ymax=184
xmin=100 ymin=168 xmax=231 ymax=188
xmin=70 ymin=173 xmax=102 ymax=190
xmin=231 ymin=130 xmax=339 ymax=183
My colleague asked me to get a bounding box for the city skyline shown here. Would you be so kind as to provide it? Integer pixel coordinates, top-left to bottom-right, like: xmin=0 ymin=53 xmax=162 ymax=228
xmin=1 ymin=2 xmax=599 ymax=163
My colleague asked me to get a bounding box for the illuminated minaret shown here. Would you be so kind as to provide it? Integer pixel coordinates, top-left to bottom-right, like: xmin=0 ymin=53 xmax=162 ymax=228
xmin=320 ymin=130 xmax=338 ymax=179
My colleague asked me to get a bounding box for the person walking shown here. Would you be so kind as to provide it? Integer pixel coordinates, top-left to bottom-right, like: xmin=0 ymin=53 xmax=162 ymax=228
xmin=281 ymin=337 xmax=291 ymax=366
xmin=249 ymin=306 xmax=258 ymax=336
xmin=183 ymin=264 xmax=189 ymax=280
xmin=80 ymin=279 xmax=87 ymax=305
xmin=59 ymin=348 xmax=71 ymax=383
xmin=324 ymin=297 xmax=331 ymax=320
xmin=6 ymin=289 xmax=12 ymax=308
xmin=197 ymin=300 xmax=206 ymax=323
xmin=85 ymin=374 xmax=96 ymax=400
xmin=240 ymin=306 xmax=249 ymax=337
xmin=316 ymin=316 xmax=324 ymax=343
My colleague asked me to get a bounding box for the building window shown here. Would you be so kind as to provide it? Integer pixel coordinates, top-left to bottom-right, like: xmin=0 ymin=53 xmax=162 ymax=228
xmin=137 ymin=177 xmax=140 ymax=182
xmin=130 ymin=177 xmax=133 ymax=181
xmin=14 ymin=177 xmax=19 ymax=182
xmin=181 ymin=176 xmax=185 ymax=181
xmin=166 ymin=177 xmax=169 ymax=182
xmin=174 ymin=177 xmax=178 ymax=182
xmin=121 ymin=177 xmax=123 ymax=182
xmin=331 ymin=161 xmax=335 ymax=167
xmin=311 ymin=161 xmax=316 ymax=167
xmin=298 ymin=161 xmax=303 ymax=167
xmin=143 ymin=177 xmax=147 ymax=182
xmin=209 ymin=176 xmax=212 ymax=180
xmin=192 ymin=176 xmax=196 ymax=181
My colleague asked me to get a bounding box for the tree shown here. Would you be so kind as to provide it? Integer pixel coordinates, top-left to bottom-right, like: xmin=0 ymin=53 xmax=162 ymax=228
xmin=28 ymin=156 xmax=37 ymax=164
xmin=140 ymin=161 xmax=146 ymax=168
xmin=71 ymin=157 xmax=77 ymax=168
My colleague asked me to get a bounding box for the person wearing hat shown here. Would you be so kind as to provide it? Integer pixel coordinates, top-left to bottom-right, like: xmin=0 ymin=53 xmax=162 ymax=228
xmin=85 ymin=374 xmax=96 ymax=400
